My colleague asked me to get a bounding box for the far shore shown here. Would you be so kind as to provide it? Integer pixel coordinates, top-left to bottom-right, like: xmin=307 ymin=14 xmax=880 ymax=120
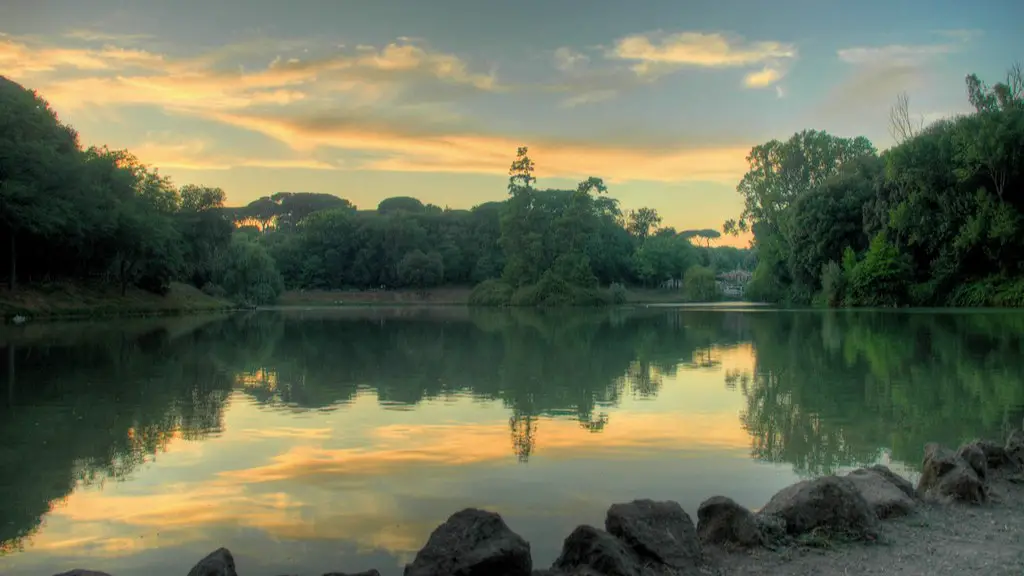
xmin=276 ymin=287 xmax=755 ymax=307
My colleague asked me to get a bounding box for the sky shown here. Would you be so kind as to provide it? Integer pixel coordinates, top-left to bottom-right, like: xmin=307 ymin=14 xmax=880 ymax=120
xmin=1 ymin=0 xmax=1022 ymax=246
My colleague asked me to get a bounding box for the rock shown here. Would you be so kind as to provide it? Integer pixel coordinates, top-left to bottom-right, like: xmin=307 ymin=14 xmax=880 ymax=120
xmin=187 ymin=548 xmax=238 ymax=576
xmin=404 ymin=508 xmax=531 ymax=576
xmin=760 ymin=476 xmax=878 ymax=539
xmin=53 ymin=571 xmax=113 ymax=576
xmin=845 ymin=468 xmax=916 ymax=519
xmin=1007 ymin=429 xmax=1024 ymax=466
xmin=552 ymin=525 xmax=639 ymax=576
xmin=696 ymin=496 xmax=764 ymax=548
xmin=957 ymin=442 xmax=989 ymax=481
xmin=753 ymin=513 xmax=788 ymax=546
xmin=863 ymin=464 xmax=917 ymax=499
xmin=323 ymin=571 xmax=381 ymax=576
xmin=917 ymin=443 xmax=987 ymax=504
xmin=973 ymin=440 xmax=1011 ymax=470
xmin=605 ymin=499 xmax=702 ymax=571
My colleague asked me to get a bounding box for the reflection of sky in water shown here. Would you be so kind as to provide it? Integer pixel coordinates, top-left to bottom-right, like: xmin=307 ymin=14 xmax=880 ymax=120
xmin=0 ymin=338 xmax=922 ymax=576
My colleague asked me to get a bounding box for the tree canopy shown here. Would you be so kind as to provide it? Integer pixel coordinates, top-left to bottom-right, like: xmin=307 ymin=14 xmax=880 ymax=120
xmin=727 ymin=63 xmax=1024 ymax=307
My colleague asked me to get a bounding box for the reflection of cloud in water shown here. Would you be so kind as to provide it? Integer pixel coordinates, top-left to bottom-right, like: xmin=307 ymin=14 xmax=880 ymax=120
xmin=20 ymin=383 xmax=752 ymax=568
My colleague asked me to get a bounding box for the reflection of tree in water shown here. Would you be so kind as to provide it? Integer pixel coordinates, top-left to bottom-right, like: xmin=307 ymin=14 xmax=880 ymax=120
xmin=231 ymin=307 xmax=751 ymax=462
xmin=0 ymin=316 xmax=235 ymax=554
xmin=731 ymin=310 xmax=1024 ymax=477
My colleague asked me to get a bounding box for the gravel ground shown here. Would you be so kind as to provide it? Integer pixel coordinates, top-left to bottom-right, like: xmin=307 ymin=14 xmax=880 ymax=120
xmin=704 ymin=472 xmax=1024 ymax=576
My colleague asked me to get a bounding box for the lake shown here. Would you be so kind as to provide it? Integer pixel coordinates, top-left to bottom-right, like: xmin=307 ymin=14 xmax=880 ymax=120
xmin=2 ymin=306 xmax=1023 ymax=576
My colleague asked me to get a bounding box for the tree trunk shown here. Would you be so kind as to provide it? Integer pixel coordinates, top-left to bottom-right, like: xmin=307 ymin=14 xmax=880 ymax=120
xmin=8 ymin=231 xmax=15 ymax=291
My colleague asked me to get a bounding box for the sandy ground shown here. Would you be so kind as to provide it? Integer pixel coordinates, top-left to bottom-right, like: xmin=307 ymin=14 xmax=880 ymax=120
xmin=706 ymin=471 xmax=1024 ymax=576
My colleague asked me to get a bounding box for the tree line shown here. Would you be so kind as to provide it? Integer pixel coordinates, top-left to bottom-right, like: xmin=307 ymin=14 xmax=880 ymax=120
xmin=0 ymin=76 xmax=282 ymax=306
xmin=726 ymin=63 xmax=1024 ymax=307
xmin=232 ymin=152 xmax=752 ymax=304
xmin=2 ymin=74 xmax=752 ymax=307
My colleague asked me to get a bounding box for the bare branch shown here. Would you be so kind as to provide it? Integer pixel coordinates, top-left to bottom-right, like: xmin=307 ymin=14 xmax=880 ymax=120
xmin=889 ymin=92 xmax=923 ymax=144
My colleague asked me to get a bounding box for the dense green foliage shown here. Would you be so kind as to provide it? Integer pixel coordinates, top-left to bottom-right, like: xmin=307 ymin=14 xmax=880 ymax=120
xmin=0 ymin=77 xmax=282 ymax=306
xmin=727 ymin=64 xmax=1024 ymax=307
xmin=224 ymin=147 xmax=753 ymax=304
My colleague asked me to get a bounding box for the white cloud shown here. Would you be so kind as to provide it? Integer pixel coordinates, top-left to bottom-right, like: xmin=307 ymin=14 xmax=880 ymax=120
xmin=609 ymin=31 xmax=796 ymax=78
xmin=837 ymin=44 xmax=957 ymax=66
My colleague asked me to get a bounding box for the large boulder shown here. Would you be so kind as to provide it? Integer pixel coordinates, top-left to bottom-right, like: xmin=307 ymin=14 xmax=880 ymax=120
xmin=971 ymin=439 xmax=1012 ymax=470
xmin=53 ymin=571 xmax=113 ymax=576
xmin=324 ymin=571 xmax=381 ymax=576
xmin=404 ymin=508 xmax=531 ymax=576
xmin=696 ymin=496 xmax=764 ymax=548
xmin=1006 ymin=429 xmax=1024 ymax=466
xmin=604 ymin=499 xmax=702 ymax=571
xmin=917 ymin=443 xmax=987 ymax=504
xmin=844 ymin=468 xmax=916 ymax=519
xmin=760 ymin=476 xmax=878 ymax=539
xmin=863 ymin=464 xmax=917 ymax=499
xmin=187 ymin=548 xmax=238 ymax=576
xmin=957 ymin=443 xmax=989 ymax=481
xmin=551 ymin=525 xmax=640 ymax=576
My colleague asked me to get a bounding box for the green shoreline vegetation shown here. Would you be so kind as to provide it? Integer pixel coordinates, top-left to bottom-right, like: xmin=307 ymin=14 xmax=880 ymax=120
xmin=4 ymin=63 xmax=1022 ymax=316
xmin=724 ymin=64 xmax=1024 ymax=308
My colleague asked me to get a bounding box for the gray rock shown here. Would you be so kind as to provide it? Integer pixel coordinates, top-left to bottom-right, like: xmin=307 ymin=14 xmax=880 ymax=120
xmin=957 ymin=442 xmax=989 ymax=481
xmin=187 ymin=548 xmax=237 ymax=576
xmin=324 ymin=571 xmax=381 ymax=576
xmin=605 ymin=499 xmax=702 ymax=571
xmin=918 ymin=443 xmax=987 ymax=504
xmin=696 ymin=496 xmax=764 ymax=548
xmin=760 ymin=476 xmax=878 ymax=539
xmin=845 ymin=468 xmax=916 ymax=519
xmin=973 ymin=439 xmax=1012 ymax=470
xmin=863 ymin=464 xmax=917 ymax=499
xmin=53 ymin=571 xmax=113 ymax=576
xmin=1006 ymin=429 xmax=1024 ymax=466
xmin=404 ymin=508 xmax=531 ymax=576
xmin=753 ymin=513 xmax=788 ymax=546
xmin=552 ymin=525 xmax=639 ymax=576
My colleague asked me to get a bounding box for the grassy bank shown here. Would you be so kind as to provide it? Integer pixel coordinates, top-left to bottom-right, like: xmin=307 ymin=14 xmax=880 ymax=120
xmin=0 ymin=281 xmax=236 ymax=321
xmin=279 ymin=287 xmax=748 ymax=307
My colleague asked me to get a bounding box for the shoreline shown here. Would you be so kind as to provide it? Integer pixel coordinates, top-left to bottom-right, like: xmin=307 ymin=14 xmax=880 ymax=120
xmin=54 ymin=429 xmax=1024 ymax=576
xmin=0 ymin=282 xmax=239 ymax=323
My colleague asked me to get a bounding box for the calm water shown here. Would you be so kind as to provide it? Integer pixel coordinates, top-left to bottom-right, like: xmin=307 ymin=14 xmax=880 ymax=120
xmin=2 ymin=307 xmax=1023 ymax=576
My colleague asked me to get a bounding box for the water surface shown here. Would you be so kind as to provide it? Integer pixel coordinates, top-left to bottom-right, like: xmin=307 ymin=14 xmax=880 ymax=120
xmin=2 ymin=307 xmax=1023 ymax=575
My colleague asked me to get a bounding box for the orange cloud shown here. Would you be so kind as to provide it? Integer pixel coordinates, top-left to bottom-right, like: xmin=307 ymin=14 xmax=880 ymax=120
xmin=129 ymin=139 xmax=337 ymax=171
xmin=743 ymin=66 xmax=784 ymax=88
xmin=206 ymin=110 xmax=751 ymax=184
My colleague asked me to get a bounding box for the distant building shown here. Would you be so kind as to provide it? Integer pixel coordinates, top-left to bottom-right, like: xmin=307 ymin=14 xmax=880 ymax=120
xmin=716 ymin=269 xmax=752 ymax=298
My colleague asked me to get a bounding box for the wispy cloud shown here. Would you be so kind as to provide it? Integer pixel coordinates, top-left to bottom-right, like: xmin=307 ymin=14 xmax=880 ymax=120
xmin=608 ymin=31 xmax=797 ymax=79
xmin=205 ymin=108 xmax=751 ymax=184
xmin=1 ymin=30 xmax=752 ymax=185
xmin=837 ymin=43 xmax=958 ymax=66
xmin=743 ymin=66 xmax=784 ymax=88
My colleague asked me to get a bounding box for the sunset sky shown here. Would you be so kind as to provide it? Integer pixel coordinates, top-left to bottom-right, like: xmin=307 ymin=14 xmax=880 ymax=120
xmin=1 ymin=0 xmax=1021 ymax=244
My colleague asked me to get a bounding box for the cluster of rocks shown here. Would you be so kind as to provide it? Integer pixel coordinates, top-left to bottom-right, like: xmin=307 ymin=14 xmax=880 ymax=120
xmin=53 ymin=431 xmax=1024 ymax=576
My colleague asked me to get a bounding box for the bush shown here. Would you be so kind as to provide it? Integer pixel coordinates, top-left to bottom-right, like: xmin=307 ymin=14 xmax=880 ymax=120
xmin=201 ymin=282 xmax=227 ymax=298
xmin=609 ymin=283 xmax=628 ymax=304
xmin=819 ymin=260 xmax=846 ymax=307
xmin=682 ymin=265 xmax=720 ymax=302
xmin=468 ymin=279 xmax=514 ymax=306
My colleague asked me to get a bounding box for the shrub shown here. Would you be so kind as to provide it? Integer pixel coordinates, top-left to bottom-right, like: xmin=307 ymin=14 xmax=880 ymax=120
xmin=468 ymin=279 xmax=514 ymax=306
